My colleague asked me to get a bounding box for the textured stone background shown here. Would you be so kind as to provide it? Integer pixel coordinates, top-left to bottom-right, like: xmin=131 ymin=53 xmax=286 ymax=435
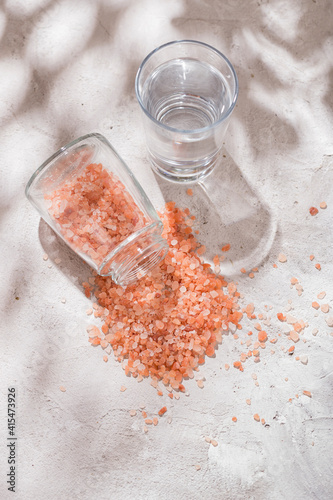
xmin=1 ymin=1 xmax=332 ymax=499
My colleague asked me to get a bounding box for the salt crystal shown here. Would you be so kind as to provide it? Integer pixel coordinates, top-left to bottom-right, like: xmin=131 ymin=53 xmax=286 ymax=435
xmin=278 ymin=253 xmax=287 ymax=263
xmin=229 ymin=323 xmax=237 ymax=334
xmin=325 ymin=317 xmax=333 ymax=327
xmin=290 ymin=331 xmax=299 ymax=343
xmin=300 ymin=355 xmax=308 ymax=365
xmin=286 ymin=314 xmax=297 ymax=324
xmin=282 ymin=324 xmax=291 ymax=335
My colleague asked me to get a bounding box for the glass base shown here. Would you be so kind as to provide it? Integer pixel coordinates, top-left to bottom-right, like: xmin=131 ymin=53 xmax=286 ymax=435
xmin=148 ymin=153 xmax=219 ymax=184
xmin=99 ymin=227 xmax=168 ymax=286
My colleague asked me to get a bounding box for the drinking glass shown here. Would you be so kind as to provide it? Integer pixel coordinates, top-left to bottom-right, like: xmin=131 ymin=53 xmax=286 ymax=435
xmin=25 ymin=133 xmax=169 ymax=286
xmin=135 ymin=40 xmax=238 ymax=183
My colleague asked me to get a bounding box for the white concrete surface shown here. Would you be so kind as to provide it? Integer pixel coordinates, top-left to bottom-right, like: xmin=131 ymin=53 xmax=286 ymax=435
xmin=1 ymin=1 xmax=332 ymax=499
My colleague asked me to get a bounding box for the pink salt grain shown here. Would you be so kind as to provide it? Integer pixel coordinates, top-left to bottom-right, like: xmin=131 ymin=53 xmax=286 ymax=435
xmin=278 ymin=253 xmax=287 ymax=263
xmin=46 ymin=163 xmax=147 ymax=268
xmin=221 ymin=244 xmax=230 ymax=252
xmin=197 ymin=245 xmax=206 ymax=255
xmin=290 ymin=331 xmax=299 ymax=343
xmin=89 ymin=203 xmax=242 ymax=392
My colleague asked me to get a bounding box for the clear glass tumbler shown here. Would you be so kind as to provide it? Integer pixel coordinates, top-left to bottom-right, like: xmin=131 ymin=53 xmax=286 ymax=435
xmin=135 ymin=40 xmax=238 ymax=183
xmin=25 ymin=133 xmax=169 ymax=286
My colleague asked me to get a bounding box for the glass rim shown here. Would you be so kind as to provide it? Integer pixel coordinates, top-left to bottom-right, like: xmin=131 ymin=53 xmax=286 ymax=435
xmin=98 ymin=221 xmax=165 ymax=276
xmin=25 ymin=131 xmax=162 ymax=232
xmin=135 ymin=39 xmax=239 ymax=134
xmin=25 ymin=132 xmax=108 ymax=200
xmin=25 ymin=131 xmax=160 ymax=224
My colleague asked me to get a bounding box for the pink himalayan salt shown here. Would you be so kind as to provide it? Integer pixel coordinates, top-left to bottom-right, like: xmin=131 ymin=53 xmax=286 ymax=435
xmin=91 ymin=202 xmax=242 ymax=391
xmin=45 ymin=163 xmax=147 ymax=266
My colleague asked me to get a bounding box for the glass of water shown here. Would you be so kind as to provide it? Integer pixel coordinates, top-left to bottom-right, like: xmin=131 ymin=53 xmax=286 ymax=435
xmin=135 ymin=40 xmax=238 ymax=183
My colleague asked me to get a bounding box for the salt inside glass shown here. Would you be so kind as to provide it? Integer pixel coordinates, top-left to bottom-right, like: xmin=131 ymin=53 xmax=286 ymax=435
xmin=25 ymin=133 xmax=169 ymax=286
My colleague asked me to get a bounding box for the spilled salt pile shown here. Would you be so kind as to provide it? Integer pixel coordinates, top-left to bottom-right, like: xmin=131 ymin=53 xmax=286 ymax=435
xmin=85 ymin=202 xmax=242 ymax=391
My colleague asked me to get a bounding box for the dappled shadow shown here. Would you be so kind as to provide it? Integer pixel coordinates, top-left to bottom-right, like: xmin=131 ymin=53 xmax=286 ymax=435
xmin=38 ymin=218 xmax=93 ymax=293
xmin=2 ymin=0 xmax=333 ymax=497
xmin=0 ymin=0 xmax=134 ymax=150
xmin=169 ymin=0 xmax=333 ymax=167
